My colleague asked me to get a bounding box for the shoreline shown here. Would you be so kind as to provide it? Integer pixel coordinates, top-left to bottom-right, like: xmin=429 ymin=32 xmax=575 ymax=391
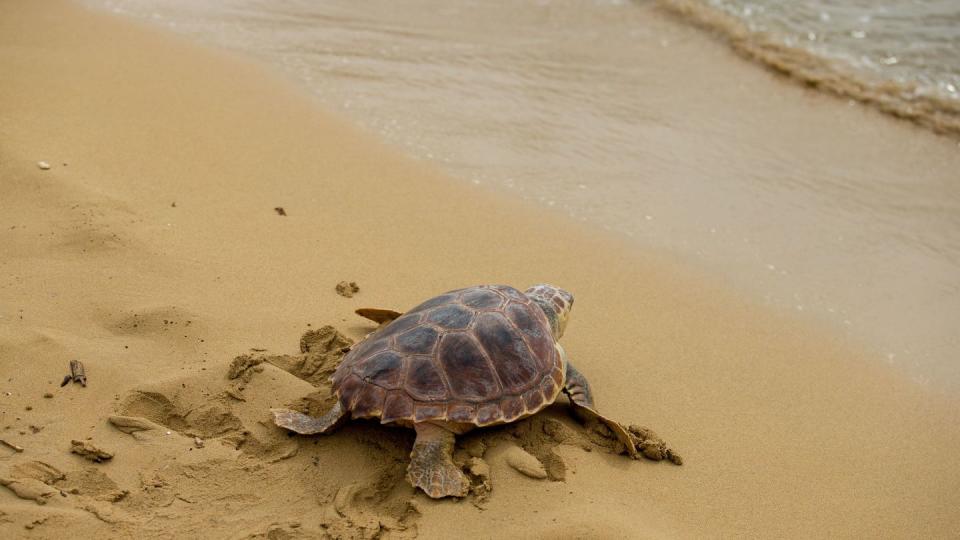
xmin=1 ymin=1 xmax=959 ymax=538
xmin=80 ymin=0 xmax=960 ymax=392
xmin=655 ymin=0 xmax=960 ymax=138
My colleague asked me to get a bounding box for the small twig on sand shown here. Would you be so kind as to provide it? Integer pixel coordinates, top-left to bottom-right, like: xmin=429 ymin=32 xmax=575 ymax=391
xmin=60 ymin=360 xmax=87 ymax=387
xmin=0 ymin=439 xmax=25 ymax=453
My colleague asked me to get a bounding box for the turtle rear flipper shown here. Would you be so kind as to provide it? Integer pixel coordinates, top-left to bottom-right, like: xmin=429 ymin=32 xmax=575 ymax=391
xmin=406 ymin=423 xmax=469 ymax=498
xmin=272 ymin=401 xmax=346 ymax=435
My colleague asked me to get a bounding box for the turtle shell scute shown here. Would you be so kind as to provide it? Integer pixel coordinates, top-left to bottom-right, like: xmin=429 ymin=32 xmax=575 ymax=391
xmin=426 ymin=304 xmax=474 ymax=329
xmin=437 ymin=332 xmax=500 ymax=401
xmin=538 ymin=373 xmax=559 ymax=398
xmin=414 ymin=403 xmax=447 ymax=423
xmin=473 ymin=312 xmax=540 ymax=394
xmin=499 ymin=286 xmax=528 ymax=302
xmin=500 ymin=396 xmax=525 ymax=422
xmin=337 ymin=374 xmax=365 ymax=409
xmin=347 ymin=336 xmax=390 ymax=363
xmin=522 ymin=388 xmax=545 ymax=411
xmin=395 ymin=325 xmax=439 ymax=354
xmin=354 ymin=350 xmax=404 ymax=390
xmin=404 ymin=356 xmax=449 ymax=402
xmin=460 ymin=288 xmax=505 ymax=310
xmin=447 ymin=403 xmax=477 ymax=423
xmin=351 ymin=385 xmax=386 ymax=419
xmin=374 ymin=313 xmax=422 ymax=339
xmin=381 ymin=392 xmax=414 ymax=423
xmin=476 ymin=402 xmax=503 ymax=425
xmin=505 ymin=303 xmax=555 ymax=371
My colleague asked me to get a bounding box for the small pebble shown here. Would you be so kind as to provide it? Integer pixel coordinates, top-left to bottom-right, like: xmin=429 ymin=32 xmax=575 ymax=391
xmin=43 ymin=393 xmax=53 ymax=399
xmin=37 ymin=161 xmax=51 ymax=170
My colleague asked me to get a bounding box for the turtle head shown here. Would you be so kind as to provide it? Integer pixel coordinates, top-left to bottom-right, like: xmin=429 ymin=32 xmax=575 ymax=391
xmin=524 ymin=284 xmax=574 ymax=340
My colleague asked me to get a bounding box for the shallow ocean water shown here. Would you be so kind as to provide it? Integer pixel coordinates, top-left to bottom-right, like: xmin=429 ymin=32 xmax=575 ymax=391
xmin=706 ymin=0 xmax=960 ymax=99
xmin=86 ymin=0 xmax=960 ymax=389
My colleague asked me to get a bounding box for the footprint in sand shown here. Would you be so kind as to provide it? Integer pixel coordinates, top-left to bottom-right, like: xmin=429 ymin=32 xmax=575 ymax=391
xmin=0 ymin=460 xmax=126 ymax=506
xmin=0 ymin=477 xmax=57 ymax=505
xmin=110 ymin=368 xmax=302 ymax=464
xmin=104 ymin=305 xmax=204 ymax=340
xmin=116 ymin=389 xmax=241 ymax=439
xmin=1 ymin=173 xmax=135 ymax=258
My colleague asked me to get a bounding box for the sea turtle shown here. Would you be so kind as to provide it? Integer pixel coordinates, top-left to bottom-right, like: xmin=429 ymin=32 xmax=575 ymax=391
xmin=272 ymin=284 xmax=678 ymax=498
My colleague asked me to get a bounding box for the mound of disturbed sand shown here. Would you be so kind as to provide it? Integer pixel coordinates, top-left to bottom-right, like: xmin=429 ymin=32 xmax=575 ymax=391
xmin=1 ymin=325 xmax=674 ymax=539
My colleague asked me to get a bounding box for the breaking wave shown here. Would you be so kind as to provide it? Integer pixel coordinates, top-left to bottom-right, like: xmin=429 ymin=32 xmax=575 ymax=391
xmin=654 ymin=0 xmax=960 ymax=137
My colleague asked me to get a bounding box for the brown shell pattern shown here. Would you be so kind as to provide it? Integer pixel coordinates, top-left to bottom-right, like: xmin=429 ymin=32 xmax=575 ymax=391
xmin=330 ymin=285 xmax=562 ymax=427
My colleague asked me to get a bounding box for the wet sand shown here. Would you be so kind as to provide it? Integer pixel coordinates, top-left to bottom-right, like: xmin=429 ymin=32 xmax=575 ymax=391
xmin=1 ymin=1 xmax=959 ymax=538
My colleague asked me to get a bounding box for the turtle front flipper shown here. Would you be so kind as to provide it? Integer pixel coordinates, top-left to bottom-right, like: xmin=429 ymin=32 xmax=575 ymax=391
xmin=355 ymin=307 xmax=403 ymax=325
xmin=564 ymin=361 xmax=682 ymax=465
xmin=272 ymin=401 xmax=347 ymax=435
xmin=406 ymin=423 xmax=468 ymax=499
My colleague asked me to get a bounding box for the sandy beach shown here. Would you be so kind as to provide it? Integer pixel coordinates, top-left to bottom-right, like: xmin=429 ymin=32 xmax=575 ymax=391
xmin=1 ymin=1 xmax=959 ymax=538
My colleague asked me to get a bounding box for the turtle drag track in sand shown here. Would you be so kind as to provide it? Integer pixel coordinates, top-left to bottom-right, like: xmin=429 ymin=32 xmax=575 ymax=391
xmin=1 ymin=324 xmax=675 ymax=538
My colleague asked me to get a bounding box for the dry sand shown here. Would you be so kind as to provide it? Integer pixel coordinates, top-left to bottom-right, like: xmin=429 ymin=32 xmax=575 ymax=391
xmin=1 ymin=1 xmax=959 ymax=538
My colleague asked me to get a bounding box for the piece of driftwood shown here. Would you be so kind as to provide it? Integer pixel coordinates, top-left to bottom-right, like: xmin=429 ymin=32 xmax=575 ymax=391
xmin=60 ymin=360 xmax=87 ymax=387
xmin=0 ymin=439 xmax=24 ymax=453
